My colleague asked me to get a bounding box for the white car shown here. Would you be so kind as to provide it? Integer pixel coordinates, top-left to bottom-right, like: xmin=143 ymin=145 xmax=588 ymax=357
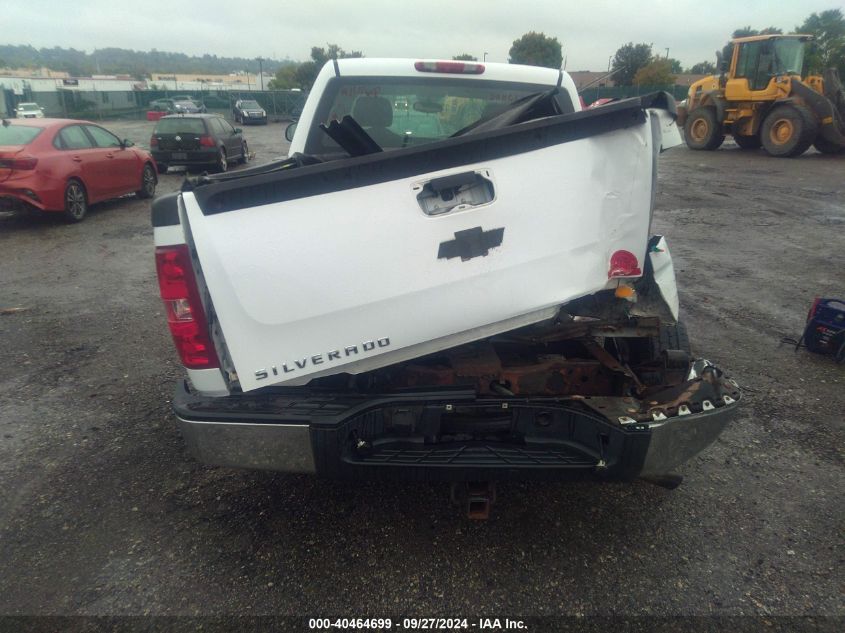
xmin=15 ymin=103 xmax=44 ymax=119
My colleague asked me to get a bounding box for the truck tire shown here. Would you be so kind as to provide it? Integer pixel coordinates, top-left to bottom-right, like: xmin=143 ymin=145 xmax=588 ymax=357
xmin=813 ymin=136 xmax=845 ymax=155
xmin=733 ymin=133 xmax=762 ymax=149
xmin=761 ymin=104 xmax=818 ymax=157
xmin=684 ymin=107 xmax=724 ymax=150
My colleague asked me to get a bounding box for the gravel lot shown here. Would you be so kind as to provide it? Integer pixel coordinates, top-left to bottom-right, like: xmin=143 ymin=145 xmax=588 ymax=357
xmin=0 ymin=117 xmax=842 ymax=624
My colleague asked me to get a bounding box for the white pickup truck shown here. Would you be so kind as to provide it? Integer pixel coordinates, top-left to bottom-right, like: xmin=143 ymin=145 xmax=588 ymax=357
xmin=152 ymin=58 xmax=739 ymax=489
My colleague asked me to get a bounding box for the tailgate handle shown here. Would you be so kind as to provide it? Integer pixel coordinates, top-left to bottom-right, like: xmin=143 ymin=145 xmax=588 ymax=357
xmin=71 ymin=155 xmax=82 ymax=162
xmin=414 ymin=169 xmax=495 ymax=216
xmin=428 ymin=171 xmax=477 ymax=196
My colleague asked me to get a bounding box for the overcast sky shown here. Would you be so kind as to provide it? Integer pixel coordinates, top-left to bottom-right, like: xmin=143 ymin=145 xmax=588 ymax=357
xmin=5 ymin=0 xmax=841 ymax=70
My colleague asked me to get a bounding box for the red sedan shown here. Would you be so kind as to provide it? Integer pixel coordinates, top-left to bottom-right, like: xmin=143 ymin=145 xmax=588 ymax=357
xmin=0 ymin=118 xmax=157 ymax=222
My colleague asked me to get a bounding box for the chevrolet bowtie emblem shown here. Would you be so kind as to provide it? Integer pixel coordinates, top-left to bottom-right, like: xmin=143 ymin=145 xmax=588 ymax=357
xmin=438 ymin=226 xmax=505 ymax=261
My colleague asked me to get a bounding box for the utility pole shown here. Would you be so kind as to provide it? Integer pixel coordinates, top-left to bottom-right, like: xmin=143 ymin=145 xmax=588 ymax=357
xmin=665 ymin=47 xmax=670 ymax=59
xmin=258 ymin=57 xmax=264 ymax=91
xmin=483 ymin=52 xmax=488 ymax=62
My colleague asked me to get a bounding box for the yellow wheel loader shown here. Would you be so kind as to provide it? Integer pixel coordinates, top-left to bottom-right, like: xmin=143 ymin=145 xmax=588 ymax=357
xmin=677 ymin=34 xmax=845 ymax=157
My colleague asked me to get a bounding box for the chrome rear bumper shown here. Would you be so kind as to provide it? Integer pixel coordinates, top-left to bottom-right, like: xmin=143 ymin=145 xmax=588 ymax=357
xmin=173 ymin=372 xmax=740 ymax=480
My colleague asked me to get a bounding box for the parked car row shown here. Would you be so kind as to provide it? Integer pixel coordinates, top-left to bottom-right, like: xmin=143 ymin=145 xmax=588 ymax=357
xmin=148 ymin=97 xmax=207 ymax=114
xmin=0 ymin=112 xmax=251 ymax=223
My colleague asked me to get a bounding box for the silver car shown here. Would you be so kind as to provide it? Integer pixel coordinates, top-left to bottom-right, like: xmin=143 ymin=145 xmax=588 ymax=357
xmin=15 ymin=103 xmax=44 ymax=118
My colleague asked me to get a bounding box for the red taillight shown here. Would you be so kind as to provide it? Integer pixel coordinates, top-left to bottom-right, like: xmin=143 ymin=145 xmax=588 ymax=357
xmin=199 ymin=135 xmax=215 ymax=147
xmin=150 ymin=136 xmax=158 ymax=147
xmin=608 ymin=250 xmax=642 ymax=278
xmin=0 ymin=156 xmax=38 ymax=170
xmin=155 ymin=245 xmax=220 ymax=369
xmin=414 ymin=61 xmax=485 ymax=74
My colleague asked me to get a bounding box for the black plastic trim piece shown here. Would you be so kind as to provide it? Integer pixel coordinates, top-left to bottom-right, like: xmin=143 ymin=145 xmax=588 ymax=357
xmin=310 ymin=400 xmax=649 ymax=482
xmin=319 ymin=115 xmax=383 ymax=156
xmin=190 ymin=93 xmax=673 ymax=217
xmin=151 ymin=192 xmax=180 ymax=227
xmin=428 ymin=171 xmax=478 ymax=194
xmin=332 ymin=58 xmax=340 ymax=77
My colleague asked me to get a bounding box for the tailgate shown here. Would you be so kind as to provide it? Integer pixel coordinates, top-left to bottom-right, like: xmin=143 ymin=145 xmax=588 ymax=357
xmin=183 ymin=101 xmax=680 ymax=392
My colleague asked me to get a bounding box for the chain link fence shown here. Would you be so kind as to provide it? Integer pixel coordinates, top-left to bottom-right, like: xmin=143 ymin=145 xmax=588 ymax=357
xmin=4 ymin=84 xmax=688 ymax=120
xmin=2 ymin=88 xmax=308 ymax=121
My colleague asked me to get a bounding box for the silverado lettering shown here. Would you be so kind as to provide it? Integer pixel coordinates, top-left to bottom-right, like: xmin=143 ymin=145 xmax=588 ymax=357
xmin=254 ymin=337 xmax=391 ymax=380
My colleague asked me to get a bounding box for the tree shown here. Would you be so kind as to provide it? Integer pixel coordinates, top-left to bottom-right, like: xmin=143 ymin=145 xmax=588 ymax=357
xmin=310 ymin=44 xmax=363 ymax=68
xmin=291 ymin=44 xmax=365 ymax=90
xmin=688 ymin=61 xmax=717 ymax=74
xmin=452 ymin=53 xmax=477 ymax=61
xmin=611 ymin=42 xmax=653 ymax=85
xmin=667 ymin=58 xmax=683 ymax=74
xmin=633 ymin=59 xmax=676 ymax=86
xmin=797 ymin=9 xmax=845 ymax=76
xmin=508 ymin=32 xmax=563 ymax=68
xmin=294 ymin=61 xmax=318 ymax=91
xmin=268 ymin=64 xmax=299 ymax=90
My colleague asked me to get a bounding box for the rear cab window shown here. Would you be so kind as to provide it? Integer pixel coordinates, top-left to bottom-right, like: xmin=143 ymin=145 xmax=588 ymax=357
xmin=154 ymin=118 xmax=207 ymax=135
xmin=304 ymin=77 xmax=573 ymax=154
xmin=0 ymin=125 xmax=43 ymax=145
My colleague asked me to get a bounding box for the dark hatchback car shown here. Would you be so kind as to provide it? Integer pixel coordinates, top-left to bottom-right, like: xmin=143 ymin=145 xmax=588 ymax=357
xmin=150 ymin=114 xmax=249 ymax=173
xmin=232 ymin=99 xmax=268 ymax=125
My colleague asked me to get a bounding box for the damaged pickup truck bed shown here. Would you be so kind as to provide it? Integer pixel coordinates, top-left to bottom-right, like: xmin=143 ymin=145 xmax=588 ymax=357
xmin=152 ymin=59 xmax=740 ymax=487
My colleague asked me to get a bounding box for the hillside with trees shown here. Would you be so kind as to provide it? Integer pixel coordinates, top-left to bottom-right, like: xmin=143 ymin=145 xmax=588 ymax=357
xmin=0 ymin=44 xmax=292 ymax=78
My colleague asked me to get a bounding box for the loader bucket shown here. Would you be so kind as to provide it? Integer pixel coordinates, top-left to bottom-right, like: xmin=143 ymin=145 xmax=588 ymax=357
xmin=792 ymin=78 xmax=845 ymax=150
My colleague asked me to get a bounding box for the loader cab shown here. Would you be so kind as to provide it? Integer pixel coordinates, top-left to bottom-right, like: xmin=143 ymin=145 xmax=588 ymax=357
xmin=725 ymin=35 xmax=810 ymax=101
